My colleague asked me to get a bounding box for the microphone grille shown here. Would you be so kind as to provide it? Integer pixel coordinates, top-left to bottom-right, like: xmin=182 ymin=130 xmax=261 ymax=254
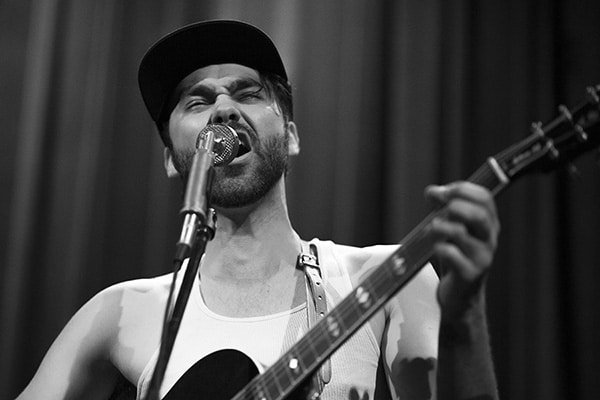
xmin=196 ymin=124 xmax=240 ymax=166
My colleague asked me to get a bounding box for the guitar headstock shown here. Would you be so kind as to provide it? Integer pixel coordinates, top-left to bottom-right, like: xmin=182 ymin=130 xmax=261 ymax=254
xmin=494 ymin=85 xmax=600 ymax=181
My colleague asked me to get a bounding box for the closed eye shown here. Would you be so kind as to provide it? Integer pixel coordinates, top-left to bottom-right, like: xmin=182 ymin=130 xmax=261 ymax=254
xmin=236 ymin=88 xmax=265 ymax=102
xmin=185 ymin=97 xmax=212 ymax=109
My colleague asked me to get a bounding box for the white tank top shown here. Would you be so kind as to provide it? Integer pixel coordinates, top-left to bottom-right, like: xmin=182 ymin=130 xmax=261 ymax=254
xmin=137 ymin=240 xmax=386 ymax=400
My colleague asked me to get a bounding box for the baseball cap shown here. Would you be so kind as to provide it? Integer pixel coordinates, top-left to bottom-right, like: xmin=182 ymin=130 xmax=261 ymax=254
xmin=138 ymin=20 xmax=288 ymax=125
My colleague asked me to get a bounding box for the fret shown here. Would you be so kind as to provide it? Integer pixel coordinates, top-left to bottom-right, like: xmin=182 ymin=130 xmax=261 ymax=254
xmin=324 ymin=313 xmax=343 ymax=340
xmin=336 ymin=297 xmax=363 ymax=331
xmin=259 ymin=346 xmax=318 ymax=400
xmin=323 ymin=306 xmax=348 ymax=333
xmin=250 ymin=386 xmax=268 ymax=400
xmin=362 ymin=257 xmax=402 ymax=300
xmin=307 ymin=323 xmax=334 ymax=360
xmin=295 ymin=325 xmax=335 ymax=367
xmin=235 ymin=378 xmax=269 ymax=400
xmin=311 ymin=319 xmax=336 ymax=350
xmin=280 ymin=337 xmax=316 ymax=377
xmin=283 ymin=353 xmax=304 ymax=379
xmin=354 ymin=285 xmax=374 ymax=310
xmin=275 ymin=354 xmax=306 ymax=399
xmin=345 ymin=291 xmax=365 ymax=317
xmin=304 ymin=329 xmax=327 ymax=362
xmin=277 ymin=366 xmax=295 ymax=394
xmin=261 ymin=369 xmax=283 ymax=400
xmin=274 ymin=355 xmax=299 ymax=393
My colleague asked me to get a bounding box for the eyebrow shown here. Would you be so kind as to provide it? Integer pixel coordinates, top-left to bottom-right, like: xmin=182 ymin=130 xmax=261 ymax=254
xmin=181 ymin=77 xmax=264 ymax=98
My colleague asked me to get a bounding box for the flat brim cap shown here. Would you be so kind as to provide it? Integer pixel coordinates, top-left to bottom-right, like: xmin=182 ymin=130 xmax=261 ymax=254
xmin=138 ymin=20 xmax=288 ymax=124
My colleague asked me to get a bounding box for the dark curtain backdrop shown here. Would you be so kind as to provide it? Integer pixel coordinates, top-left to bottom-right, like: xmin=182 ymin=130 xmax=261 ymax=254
xmin=1 ymin=0 xmax=599 ymax=399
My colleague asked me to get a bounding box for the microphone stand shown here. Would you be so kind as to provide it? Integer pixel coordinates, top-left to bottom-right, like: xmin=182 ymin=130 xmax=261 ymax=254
xmin=145 ymin=132 xmax=218 ymax=400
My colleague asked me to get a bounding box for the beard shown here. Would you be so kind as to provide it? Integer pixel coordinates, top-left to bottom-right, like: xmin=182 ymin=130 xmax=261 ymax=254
xmin=171 ymin=132 xmax=289 ymax=209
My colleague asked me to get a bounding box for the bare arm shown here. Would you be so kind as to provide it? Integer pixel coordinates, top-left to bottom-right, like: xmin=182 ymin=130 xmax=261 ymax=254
xmin=16 ymin=287 xmax=123 ymax=400
xmin=381 ymin=264 xmax=441 ymax=400
xmin=427 ymin=182 xmax=500 ymax=400
xmin=437 ymin=291 xmax=497 ymax=400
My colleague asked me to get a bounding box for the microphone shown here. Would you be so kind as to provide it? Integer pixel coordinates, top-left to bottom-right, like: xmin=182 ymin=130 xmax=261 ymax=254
xmin=197 ymin=124 xmax=240 ymax=166
xmin=175 ymin=124 xmax=240 ymax=260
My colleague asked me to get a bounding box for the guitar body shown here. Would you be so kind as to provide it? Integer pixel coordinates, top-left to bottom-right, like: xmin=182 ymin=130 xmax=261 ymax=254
xmin=162 ymin=349 xmax=258 ymax=399
xmin=162 ymin=349 xmax=313 ymax=400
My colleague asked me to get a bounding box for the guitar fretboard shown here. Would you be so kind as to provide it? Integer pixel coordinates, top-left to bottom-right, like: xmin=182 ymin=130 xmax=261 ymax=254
xmin=232 ymin=160 xmax=507 ymax=400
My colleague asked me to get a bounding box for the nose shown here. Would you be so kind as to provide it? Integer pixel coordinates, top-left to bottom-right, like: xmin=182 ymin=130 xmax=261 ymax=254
xmin=209 ymin=96 xmax=242 ymax=124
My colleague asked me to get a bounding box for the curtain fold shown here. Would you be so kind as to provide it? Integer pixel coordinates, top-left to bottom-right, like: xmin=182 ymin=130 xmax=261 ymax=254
xmin=1 ymin=0 xmax=599 ymax=398
xmin=1 ymin=0 xmax=61 ymax=392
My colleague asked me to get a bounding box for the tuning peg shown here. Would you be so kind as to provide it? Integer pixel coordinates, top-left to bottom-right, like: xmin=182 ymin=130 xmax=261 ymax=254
xmin=546 ymin=141 xmax=560 ymax=160
xmin=531 ymin=121 xmax=544 ymax=137
xmin=574 ymin=124 xmax=589 ymax=142
xmin=559 ymin=104 xmax=572 ymax=121
xmin=559 ymin=104 xmax=590 ymax=142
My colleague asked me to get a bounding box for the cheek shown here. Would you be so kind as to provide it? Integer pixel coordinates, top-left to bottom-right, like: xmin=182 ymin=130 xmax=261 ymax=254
xmin=168 ymin=114 xmax=207 ymax=150
xmin=248 ymin=107 xmax=286 ymax=133
xmin=264 ymin=102 xmax=282 ymax=117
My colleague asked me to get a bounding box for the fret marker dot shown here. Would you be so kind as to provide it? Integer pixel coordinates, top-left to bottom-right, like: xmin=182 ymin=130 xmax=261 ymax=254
xmin=392 ymin=256 xmax=407 ymax=275
xmin=355 ymin=286 xmax=372 ymax=307
xmin=326 ymin=315 xmax=341 ymax=337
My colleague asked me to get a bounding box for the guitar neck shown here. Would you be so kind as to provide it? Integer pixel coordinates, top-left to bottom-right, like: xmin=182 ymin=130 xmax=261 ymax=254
xmin=231 ymin=159 xmax=508 ymax=400
xmin=230 ymin=85 xmax=600 ymax=400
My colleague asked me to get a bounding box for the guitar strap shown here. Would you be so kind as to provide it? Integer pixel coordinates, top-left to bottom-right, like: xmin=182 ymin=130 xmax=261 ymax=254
xmin=297 ymin=241 xmax=332 ymax=395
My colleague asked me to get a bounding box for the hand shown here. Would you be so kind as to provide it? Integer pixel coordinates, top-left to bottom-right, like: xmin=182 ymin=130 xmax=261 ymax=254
xmin=425 ymin=182 xmax=500 ymax=321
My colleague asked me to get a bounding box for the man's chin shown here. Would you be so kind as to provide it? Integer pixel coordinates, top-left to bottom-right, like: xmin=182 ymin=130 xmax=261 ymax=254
xmin=209 ymin=184 xmax=266 ymax=209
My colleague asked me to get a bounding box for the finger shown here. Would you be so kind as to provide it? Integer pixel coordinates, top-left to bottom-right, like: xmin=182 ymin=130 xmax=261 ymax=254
xmin=433 ymin=242 xmax=481 ymax=281
xmin=435 ymin=247 xmax=488 ymax=319
xmin=445 ymin=199 xmax=499 ymax=244
xmin=425 ymin=182 xmax=499 ymax=220
xmin=426 ymin=182 xmax=500 ymax=243
xmin=429 ymin=217 xmax=495 ymax=270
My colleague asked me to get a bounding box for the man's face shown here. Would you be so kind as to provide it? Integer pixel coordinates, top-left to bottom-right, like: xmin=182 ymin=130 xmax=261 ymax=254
xmin=165 ymin=64 xmax=297 ymax=209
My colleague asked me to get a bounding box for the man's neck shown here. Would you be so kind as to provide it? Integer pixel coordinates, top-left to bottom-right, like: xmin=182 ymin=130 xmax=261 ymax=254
xmin=197 ymin=181 xmax=306 ymax=317
xmin=201 ymin=181 xmax=301 ymax=282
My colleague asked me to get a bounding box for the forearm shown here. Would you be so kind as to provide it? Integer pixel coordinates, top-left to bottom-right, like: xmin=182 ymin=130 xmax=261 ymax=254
xmin=436 ymin=299 xmax=499 ymax=400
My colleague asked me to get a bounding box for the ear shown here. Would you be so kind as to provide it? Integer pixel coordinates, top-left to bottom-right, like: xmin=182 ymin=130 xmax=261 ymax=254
xmin=163 ymin=147 xmax=180 ymax=178
xmin=286 ymin=121 xmax=300 ymax=156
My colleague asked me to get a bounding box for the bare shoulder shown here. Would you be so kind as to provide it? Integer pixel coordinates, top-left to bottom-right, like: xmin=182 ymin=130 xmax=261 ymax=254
xmin=97 ymin=273 xmax=175 ymax=381
xmin=320 ymin=241 xmax=439 ymax=345
xmin=323 ymin=242 xmax=438 ymax=292
xmin=98 ymin=272 xmax=173 ymax=310
xmin=16 ymin=273 xmax=174 ymax=400
xmin=76 ymin=273 xmax=173 ymax=341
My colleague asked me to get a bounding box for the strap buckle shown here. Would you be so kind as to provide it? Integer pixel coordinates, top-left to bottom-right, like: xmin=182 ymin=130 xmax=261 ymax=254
xmin=297 ymin=243 xmax=331 ymax=390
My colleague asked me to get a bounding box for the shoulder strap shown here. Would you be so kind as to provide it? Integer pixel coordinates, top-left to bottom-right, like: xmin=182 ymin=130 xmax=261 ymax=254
xmin=297 ymin=241 xmax=331 ymax=393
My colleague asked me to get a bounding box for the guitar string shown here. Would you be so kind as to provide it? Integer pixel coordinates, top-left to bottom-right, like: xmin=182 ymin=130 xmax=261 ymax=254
xmin=240 ymin=118 xmax=600 ymax=397
xmin=233 ymin=166 xmax=500 ymax=400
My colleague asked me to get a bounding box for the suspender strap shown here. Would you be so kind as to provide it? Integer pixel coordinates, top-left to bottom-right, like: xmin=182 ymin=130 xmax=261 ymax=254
xmin=297 ymin=242 xmax=331 ymax=393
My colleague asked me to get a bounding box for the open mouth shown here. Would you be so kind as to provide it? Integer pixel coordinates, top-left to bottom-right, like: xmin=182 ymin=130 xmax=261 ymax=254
xmin=237 ymin=134 xmax=251 ymax=157
xmin=227 ymin=122 xmax=253 ymax=158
